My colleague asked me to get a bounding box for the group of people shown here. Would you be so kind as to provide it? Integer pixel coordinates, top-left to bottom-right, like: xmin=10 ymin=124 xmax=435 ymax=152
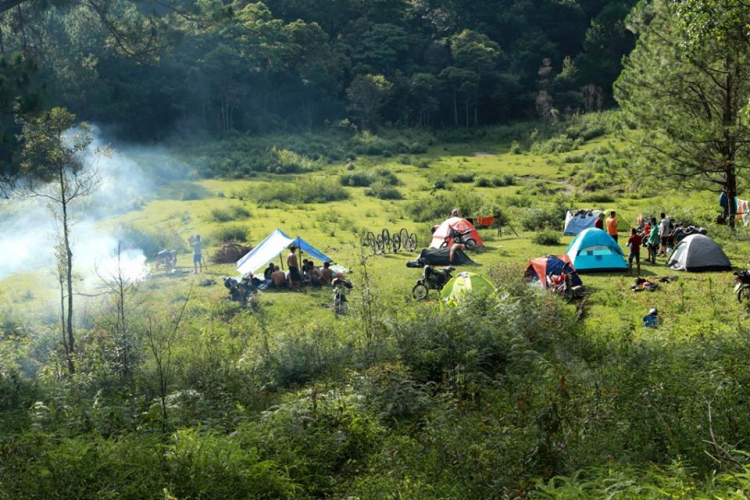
xmin=261 ymin=245 xmax=335 ymax=290
xmin=594 ymin=211 xmax=673 ymax=276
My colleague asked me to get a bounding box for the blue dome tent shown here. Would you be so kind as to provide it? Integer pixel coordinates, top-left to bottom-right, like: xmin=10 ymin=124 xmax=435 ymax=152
xmin=565 ymin=228 xmax=627 ymax=272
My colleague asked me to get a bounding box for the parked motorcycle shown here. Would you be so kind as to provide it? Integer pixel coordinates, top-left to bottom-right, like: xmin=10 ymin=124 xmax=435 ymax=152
xmin=223 ymin=276 xmax=255 ymax=307
xmin=548 ymin=272 xmax=584 ymax=303
xmin=734 ymin=270 xmax=750 ymax=302
xmin=439 ymin=228 xmax=478 ymax=250
xmin=412 ymin=265 xmax=454 ymax=300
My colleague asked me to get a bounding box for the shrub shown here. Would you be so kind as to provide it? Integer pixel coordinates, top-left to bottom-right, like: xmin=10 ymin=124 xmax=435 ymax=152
xmin=452 ymin=172 xmax=476 ymax=183
xmin=521 ymin=205 xmax=566 ymax=231
xmin=211 ymin=224 xmax=250 ymax=243
xmin=474 ymin=176 xmax=492 ymax=188
xmin=579 ymin=192 xmax=615 ymax=203
xmin=530 ymin=134 xmax=584 ymax=155
xmin=365 ymin=181 xmax=403 ymax=200
xmin=431 ymin=177 xmax=449 ymax=190
xmin=339 ymin=171 xmax=373 ymax=187
xmin=532 ymin=229 xmax=561 ymax=246
xmin=180 ymin=189 xmax=203 ymax=201
xmin=206 ymin=205 xmax=251 ymax=223
xmin=249 ymin=179 xmax=349 ymax=206
xmin=509 ymin=140 xmax=523 ymax=154
xmin=406 ymin=191 xmax=483 ymax=222
xmin=116 ymin=224 xmax=188 ymax=256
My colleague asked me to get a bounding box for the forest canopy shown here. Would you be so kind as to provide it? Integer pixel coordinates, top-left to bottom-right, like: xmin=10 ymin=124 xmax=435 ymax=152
xmin=0 ymin=0 xmax=638 ymax=143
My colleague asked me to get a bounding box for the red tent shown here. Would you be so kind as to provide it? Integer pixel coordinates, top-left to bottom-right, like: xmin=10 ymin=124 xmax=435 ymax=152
xmin=429 ymin=217 xmax=484 ymax=249
xmin=525 ymin=255 xmax=582 ymax=289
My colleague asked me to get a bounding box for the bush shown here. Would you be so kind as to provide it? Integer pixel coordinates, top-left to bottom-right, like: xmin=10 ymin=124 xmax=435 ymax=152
xmin=116 ymin=224 xmax=188 ymax=256
xmin=452 ymin=172 xmax=476 ymax=183
xmin=509 ymin=140 xmax=523 ymax=154
xmin=406 ymin=191 xmax=483 ymax=222
xmin=365 ymin=181 xmax=403 ymax=200
xmin=474 ymin=176 xmax=492 ymax=188
xmin=579 ymin=192 xmax=615 ymax=203
xmin=339 ymin=167 xmax=400 ymax=188
xmin=521 ymin=204 xmax=566 ymax=231
xmin=211 ymin=224 xmax=250 ymax=243
xmin=530 ymin=134 xmax=584 ymax=155
xmin=206 ymin=205 xmax=251 ymax=223
xmin=531 ymin=229 xmax=561 ymax=246
xmin=180 ymin=189 xmax=203 ymax=201
xmin=249 ymin=179 xmax=349 ymax=206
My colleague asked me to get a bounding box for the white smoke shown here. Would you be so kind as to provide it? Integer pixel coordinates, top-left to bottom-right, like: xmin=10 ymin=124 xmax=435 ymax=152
xmin=0 ymin=125 xmax=166 ymax=287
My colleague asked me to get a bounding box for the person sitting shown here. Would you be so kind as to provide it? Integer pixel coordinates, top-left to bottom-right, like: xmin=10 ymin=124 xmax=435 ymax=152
xmin=643 ymin=308 xmax=658 ymax=328
xmin=321 ymin=262 xmax=333 ymax=285
xmin=309 ymin=266 xmax=323 ymax=288
xmin=271 ymin=265 xmax=287 ymax=289
xmin=263 ymin=263 xmax=275 ymax=282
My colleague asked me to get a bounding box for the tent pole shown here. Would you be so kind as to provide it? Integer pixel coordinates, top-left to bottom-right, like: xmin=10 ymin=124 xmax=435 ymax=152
xmin=280 ymin=254 xmax=285 ymax=271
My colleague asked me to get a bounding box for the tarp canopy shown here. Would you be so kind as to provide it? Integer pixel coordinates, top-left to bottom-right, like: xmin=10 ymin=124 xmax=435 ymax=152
xmin=430 ymin=217 xmax=484 ymax=249
xmin=667 ymin=234 xmax=732 ymax=272
xmin=237 ymin=229 xmax=332 ymax=275
xmin=440 ymin=271 xmax=496 ymax=305
xmin=417 ymin=247 xmax=474 ymax=266
xmin=525 ymin=255 xmax=583 ymax=289
xmin=563 ymin=209 xmax=602 ymax=236
xmin=565 ymin=228 xmax=627 ymax=272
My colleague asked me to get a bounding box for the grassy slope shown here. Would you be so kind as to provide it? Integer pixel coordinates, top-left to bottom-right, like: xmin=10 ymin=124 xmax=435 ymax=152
xmin=1 ymin=131 xmax=746 ymax=344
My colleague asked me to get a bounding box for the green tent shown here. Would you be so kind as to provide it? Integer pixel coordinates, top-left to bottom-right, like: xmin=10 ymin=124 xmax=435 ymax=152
xmin=440 ymin=272 xmax=496 ymax=305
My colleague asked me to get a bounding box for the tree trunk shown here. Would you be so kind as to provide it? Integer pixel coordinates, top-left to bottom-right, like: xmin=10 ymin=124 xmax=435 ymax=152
xmin=723 ymin=53 xmax=739 ymax=229
xmin=726 ymin=166 xmax=737 ymax=229
xmin=453 ymin=91 xmax=458 ymax=126
xmin=465 ymin=99 xmax=470 ymax=127
xmin=59 ymin=162 xmax=75 ymax=374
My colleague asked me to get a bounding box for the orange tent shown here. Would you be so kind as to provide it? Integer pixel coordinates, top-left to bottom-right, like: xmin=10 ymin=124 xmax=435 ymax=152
xmin=525 ymin=255 xmax=582 ymax=289
xmin=429 ymin=217 xmax=484 ymax=249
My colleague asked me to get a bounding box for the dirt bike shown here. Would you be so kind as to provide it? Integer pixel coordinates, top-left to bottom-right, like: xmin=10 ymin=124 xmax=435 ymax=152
xmin=439 ymin=228 xmax=477 ymax=250
xmin=223 ymin=276 xmax=255 ymax=308
xmin=548 ymin=272 xmax=584 ymax=303
xmin=412 ymin=265 xmax=454 ymax=300
xmin=734 ymin=270 xmax=750 ymax=302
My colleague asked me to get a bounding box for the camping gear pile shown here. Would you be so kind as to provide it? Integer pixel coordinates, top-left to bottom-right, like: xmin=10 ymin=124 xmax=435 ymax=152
xmin=631 ymin=277 xmax=658 ymax=292
xmin=430 ymin=217 xmax=484 ymax=250
xmin=363 ymin=228 xmax=417 ymax=255
xmin=212 ymin=242 xmax=253 ymax=264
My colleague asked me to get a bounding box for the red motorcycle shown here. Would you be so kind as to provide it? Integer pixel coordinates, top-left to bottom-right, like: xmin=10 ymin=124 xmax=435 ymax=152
xmin=548 ymin=272 xmax=584 ymax=303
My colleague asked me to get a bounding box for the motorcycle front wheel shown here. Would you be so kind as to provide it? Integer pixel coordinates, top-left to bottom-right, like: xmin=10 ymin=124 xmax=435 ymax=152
xmin=465 ymin=238 xmax=477 ymax=250
xmin=412 ymin=282 xmax=429 ymax=300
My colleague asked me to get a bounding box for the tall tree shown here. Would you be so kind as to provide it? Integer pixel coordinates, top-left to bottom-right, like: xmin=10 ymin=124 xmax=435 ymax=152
xmin=615 ymin=0 xmax=750 ymax=228
xmin=20 ymin=108 xmax=99 ymax=372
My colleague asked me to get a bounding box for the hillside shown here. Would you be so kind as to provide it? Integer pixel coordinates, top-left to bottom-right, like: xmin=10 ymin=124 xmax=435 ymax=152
xmin=3 ymin=116 xmax=750 ymax=498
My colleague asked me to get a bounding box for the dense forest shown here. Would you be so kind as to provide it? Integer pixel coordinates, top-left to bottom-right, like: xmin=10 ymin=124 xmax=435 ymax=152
xmin=0 ymin=0 xmax=636 ymax=145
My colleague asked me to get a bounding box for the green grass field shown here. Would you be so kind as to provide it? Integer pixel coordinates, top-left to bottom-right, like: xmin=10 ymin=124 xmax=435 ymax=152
xmin=1 ymin=129 xmax=746 ymax=342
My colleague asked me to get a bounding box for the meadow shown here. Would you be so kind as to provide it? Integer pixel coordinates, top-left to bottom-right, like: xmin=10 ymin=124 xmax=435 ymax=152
xmin=3 ymin=115 xmax=750 ymax=498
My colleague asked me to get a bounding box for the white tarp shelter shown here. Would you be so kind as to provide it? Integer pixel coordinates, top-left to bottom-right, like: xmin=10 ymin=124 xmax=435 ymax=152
xmin=237 ymin=229 xmax=332 ymax=275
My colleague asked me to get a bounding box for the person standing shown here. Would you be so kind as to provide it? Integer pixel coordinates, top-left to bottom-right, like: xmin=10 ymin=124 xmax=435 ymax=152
xmin=646 ymin=216 xmax=659 ymax=263
xmin=594 ymin=212 xmax=604 ymax=230
xmin=287 ymin=245 xmax=301 ymax=290
xmin=189 ymin=235 xmax=203 ymax=274
xmin=658 ymin=212 xmax=670 ymax=257
xmin=627 ymin=228 xmax=642 ymax=276
xmin=606 ymin=211 xmax=619 ymax=243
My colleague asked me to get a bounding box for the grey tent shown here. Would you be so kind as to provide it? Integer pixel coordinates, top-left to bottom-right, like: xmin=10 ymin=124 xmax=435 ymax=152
xmin=667 ymin=234 xmax=732 ymax=272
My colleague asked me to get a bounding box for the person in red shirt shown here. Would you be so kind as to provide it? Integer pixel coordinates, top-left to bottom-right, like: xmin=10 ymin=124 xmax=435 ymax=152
xmin=627 ymin=228 xmax=642 ymax=276
xmin=594 ymin=212 xmax=604 ymax=230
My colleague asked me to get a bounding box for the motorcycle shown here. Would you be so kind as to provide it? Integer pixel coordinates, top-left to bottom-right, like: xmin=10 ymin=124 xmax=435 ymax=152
xmin=734 ymin=270 xmax=750 ymax=302
xmin=223 ymin=276 xmax=256 ymax=308
xmin=548 ymin=272 xmax=584 ymax=303
xmin=412 ymin=265 xmax=454 ymax=300
xmin=439 ymin=228 xmax=478 ymax=250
